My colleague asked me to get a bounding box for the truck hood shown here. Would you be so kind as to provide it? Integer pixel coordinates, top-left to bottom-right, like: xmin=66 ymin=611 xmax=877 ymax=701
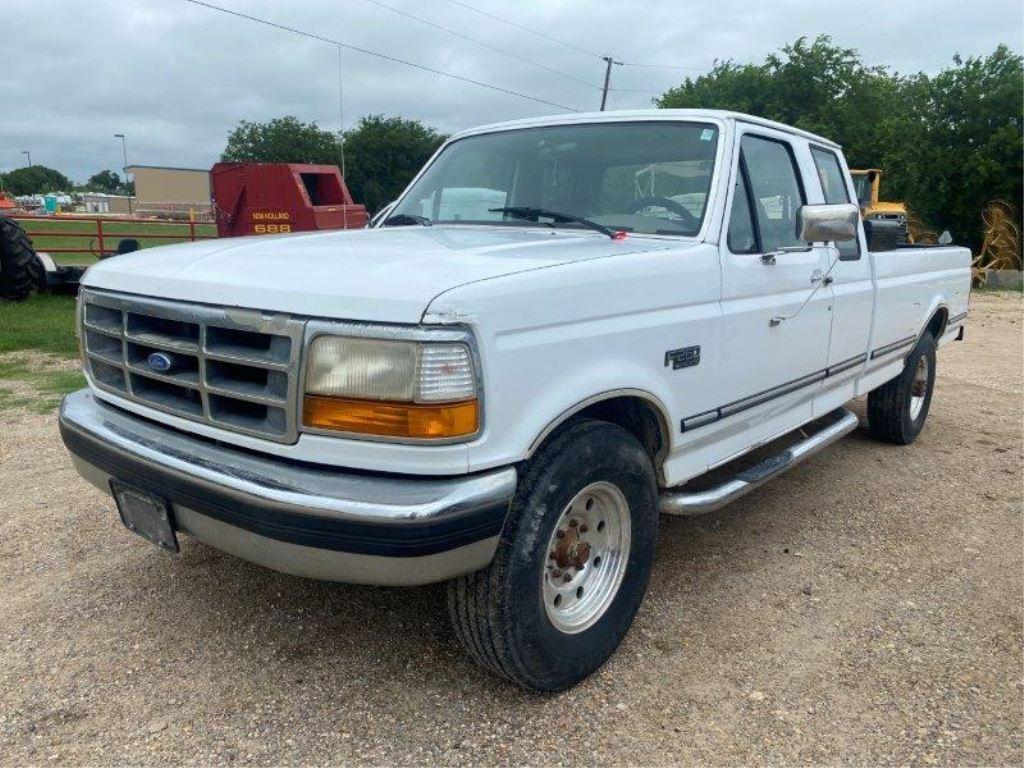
xmin=82 ymin=226 xmax=669 ymax=323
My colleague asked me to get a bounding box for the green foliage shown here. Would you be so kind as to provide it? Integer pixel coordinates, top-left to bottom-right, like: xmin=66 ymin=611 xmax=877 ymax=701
xmin=889 ymin=46 xmax=1023 ymax=253
xmin=0 ymin=165 xmax=72 ymax=195
xmin=221 ymin=116 xmax=341 ymax=165
xmin=658 ymin=37 xmax=1023 ymax=253
xmin=0 ymin=294 xmax=83 ymax=413
xmin=86 ymin=169 xmax=128 ymax=195
xmin=219 ymin=114 xmax=446 ymax=213
xmin=342 ymin=115 xmax=447 ymax=213
xmin=0 ymin=294 xmax=80 ymax=358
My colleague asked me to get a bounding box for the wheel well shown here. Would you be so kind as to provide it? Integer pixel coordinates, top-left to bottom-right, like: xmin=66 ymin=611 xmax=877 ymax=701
xmin=573 ymin=396 xmax=669 ymax=470
xmin=926 ymin=307 xmax=948 ymax=340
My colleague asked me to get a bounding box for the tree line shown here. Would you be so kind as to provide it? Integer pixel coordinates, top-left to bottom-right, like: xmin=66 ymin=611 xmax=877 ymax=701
xmin=0 ymin=165 xmax=133 ymax=197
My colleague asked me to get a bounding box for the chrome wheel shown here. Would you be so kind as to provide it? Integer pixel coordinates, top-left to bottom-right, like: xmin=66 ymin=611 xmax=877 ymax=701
xmin=909 ymin=354 xmax=929 ymax=420
xmin=542 ymin=481 xmax=631 ymax=634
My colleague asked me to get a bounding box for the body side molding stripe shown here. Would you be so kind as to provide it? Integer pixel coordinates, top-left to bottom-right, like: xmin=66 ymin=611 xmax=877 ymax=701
xmin=826 ymin=353 xmax=868 ymax=376
xmin=678 ymin=351 xmax=876 ymax=434
xmin=869 ymin=335 xmax=916 ymax=360
xmin=718 ymin=370 xmax=826 ymax=418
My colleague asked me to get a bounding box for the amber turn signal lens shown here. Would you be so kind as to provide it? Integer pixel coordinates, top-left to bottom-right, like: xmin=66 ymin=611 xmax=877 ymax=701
xmin=303 ymin=395 xmax=479 ymax=439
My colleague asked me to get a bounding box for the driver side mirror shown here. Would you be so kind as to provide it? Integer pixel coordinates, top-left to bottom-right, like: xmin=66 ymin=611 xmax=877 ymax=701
xmin=796 ymin=203 xmax=860 ymax=243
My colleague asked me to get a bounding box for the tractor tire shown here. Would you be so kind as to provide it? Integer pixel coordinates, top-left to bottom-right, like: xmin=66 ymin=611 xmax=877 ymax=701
xmin=0 ymin=217 xmax=44 ymax=301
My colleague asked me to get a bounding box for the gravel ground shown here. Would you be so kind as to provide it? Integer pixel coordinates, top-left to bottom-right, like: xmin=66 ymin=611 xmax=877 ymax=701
xmin=1 ymin=292 xmax=1021 ymax=766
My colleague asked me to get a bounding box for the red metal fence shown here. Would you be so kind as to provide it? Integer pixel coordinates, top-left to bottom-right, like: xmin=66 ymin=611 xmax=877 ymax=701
xmin=11 ymin=215 xmax=216 ymax=256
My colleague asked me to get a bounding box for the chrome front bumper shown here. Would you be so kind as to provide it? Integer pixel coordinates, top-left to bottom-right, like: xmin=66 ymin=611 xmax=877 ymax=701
xmin=59 ymin=389 xmax=517 ymax=586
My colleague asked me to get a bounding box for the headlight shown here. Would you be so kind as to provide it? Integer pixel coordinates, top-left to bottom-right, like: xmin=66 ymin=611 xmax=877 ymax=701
xmin=302 ymin=335 xmax=479 ymax=439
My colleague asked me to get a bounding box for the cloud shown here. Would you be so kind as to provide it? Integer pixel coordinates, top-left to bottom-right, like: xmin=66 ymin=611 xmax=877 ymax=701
xmin=2 ymin=0 xmax=1020 ymax=183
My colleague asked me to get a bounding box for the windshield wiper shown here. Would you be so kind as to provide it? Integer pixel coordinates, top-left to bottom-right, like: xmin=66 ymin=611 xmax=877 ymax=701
xmin=489 ymin=206 xmax=625 ymax=240
xmin=382 ymin=213 xmax=432 ymax=227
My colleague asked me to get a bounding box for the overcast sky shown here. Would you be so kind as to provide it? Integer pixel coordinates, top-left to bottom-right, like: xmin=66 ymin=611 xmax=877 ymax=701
xmin=3 ymin=0 xmax=1021 ymax=183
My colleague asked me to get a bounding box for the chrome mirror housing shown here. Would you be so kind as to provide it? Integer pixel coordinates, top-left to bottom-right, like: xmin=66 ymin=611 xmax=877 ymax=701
xmin=797 ymin=203 xmax=860 ymax=243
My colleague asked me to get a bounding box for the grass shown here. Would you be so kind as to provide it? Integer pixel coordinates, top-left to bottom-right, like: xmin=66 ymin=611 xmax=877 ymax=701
xmin=0 ymin=360 xmax=85 ymax=414
xmin=19 ymin=218 xmax=216 ymax=266
xmin=0 ymin=294 xmax=83 ymax=413
xmin=0 ymin=294 xmax=80 ymax=357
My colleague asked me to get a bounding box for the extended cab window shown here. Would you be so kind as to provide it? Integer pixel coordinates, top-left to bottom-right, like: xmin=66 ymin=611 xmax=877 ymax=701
xmin=737 ymin=135 xmax=806 ymax=253
xmin=811 ymin=146 xmax=861 ymax=260
xmin=390 ymin=122 xmax=720 ymax=236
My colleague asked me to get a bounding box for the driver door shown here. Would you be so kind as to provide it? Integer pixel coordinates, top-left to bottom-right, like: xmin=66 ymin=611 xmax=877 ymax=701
xmin=713 ymin=129 xmax=834 ymax=459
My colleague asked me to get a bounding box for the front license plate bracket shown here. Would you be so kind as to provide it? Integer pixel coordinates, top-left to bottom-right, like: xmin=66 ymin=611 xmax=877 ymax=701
xmin=110 ymin=480 xmax=180 ymax=553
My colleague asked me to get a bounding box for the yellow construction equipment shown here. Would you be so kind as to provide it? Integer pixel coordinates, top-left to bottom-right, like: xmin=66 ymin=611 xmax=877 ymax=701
xmin=850 ymin=169 xmax=913 ymax=244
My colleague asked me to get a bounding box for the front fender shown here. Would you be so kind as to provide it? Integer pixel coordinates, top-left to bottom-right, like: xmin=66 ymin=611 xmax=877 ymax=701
xmin=505 ymin=356 xmax=675 ymax=462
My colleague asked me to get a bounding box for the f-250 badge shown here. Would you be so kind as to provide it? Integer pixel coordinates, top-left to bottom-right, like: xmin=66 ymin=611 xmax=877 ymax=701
xmin=665 ymin=345 xmax=701 ymax=370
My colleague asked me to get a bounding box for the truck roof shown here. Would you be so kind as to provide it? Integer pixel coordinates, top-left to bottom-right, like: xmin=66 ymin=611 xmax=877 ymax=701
xmin=449 ymin=109 xmax=842 ymax=150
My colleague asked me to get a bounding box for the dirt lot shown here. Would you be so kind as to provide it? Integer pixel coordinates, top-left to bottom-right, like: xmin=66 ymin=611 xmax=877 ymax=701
xmin=1 ymin=292 xmax=1021 ymax=766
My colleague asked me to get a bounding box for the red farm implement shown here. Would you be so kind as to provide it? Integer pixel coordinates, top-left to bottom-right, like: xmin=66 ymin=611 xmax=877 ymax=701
xmin=210 ymin=163 xmax=368 ymax=238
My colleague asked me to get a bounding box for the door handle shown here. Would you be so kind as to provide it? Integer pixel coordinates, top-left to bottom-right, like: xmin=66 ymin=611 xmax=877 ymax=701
xmin=810 ymin=270 xmax=824 ymax=283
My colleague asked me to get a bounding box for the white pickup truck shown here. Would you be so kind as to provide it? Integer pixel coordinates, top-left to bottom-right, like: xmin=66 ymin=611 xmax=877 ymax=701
xmin=60 ymin=110 xmax=970 ymax=691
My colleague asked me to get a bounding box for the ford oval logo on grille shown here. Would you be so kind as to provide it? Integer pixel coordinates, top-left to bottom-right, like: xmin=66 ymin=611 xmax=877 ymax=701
xmin=147 ymin=352 xmax=174 ymax=373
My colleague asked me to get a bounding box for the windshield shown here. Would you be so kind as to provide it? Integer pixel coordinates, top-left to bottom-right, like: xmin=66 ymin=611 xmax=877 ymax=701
xmin=389 ymin=121 xmax=720 ymax=237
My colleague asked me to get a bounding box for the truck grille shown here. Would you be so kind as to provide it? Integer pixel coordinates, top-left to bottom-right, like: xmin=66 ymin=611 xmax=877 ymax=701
xmin=80 ymin=290 xmax=305 ymax=443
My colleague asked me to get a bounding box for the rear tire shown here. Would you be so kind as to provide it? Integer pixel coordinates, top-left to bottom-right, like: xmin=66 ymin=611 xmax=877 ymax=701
xmin=0 ymin=217 xmax=44 ymax=301
xmin=867 ymin=332 xmax=936 ymax=444
xmin=447 ymin=419 xmax=658 ymax=692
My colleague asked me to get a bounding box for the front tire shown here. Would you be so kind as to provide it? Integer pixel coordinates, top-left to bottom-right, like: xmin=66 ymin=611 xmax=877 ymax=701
xmin=447 ymin=419 xmax=658 ymax=692
xmin=867 ymin=331 xmax=937 ymax=444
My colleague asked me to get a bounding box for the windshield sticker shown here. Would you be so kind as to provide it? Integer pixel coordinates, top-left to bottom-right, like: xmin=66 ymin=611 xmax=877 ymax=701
xmin=700 ymin=129 xmax=715 ymax=142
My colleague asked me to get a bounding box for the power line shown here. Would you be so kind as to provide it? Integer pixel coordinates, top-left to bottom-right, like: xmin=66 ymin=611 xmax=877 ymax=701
xmin=440 ymin=0 xmax=603 ymax=59
xmin=182 ymin=0 xmax=581 ymax=112
xmin=358 ymin=0 xmax=602 ymax=91
xmin=437 ymin=3 xmax=710 ymax=73
xmin=435 ymin=2 xmax=711 ymax=98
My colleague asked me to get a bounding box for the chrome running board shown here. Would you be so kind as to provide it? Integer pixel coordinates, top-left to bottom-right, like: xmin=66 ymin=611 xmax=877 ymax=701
xmin=658 ymin=408 xmax=860 ymax=516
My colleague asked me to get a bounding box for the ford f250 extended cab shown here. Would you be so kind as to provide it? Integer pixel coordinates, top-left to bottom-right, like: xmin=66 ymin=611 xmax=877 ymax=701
xmin=59 ymin=110 xmax=971 ymax=691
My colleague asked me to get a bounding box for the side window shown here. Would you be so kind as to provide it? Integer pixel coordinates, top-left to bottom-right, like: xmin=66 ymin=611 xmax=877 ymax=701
xmin=740 ymin=135 xmax=806 ymax=253
xmin=727 ymin=165 xmax=758 ymax=254
xmin=811 ymin=147 xmax=861 ymax=260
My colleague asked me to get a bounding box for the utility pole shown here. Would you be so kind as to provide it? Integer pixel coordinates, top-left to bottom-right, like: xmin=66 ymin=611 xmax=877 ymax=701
xmin=114 ymin=133 xmax=133 ymax=215
xmin=599 ymin=55 xmax=622 ymax=111
xmin=21 ymin=150 xmax=31 ymax=167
